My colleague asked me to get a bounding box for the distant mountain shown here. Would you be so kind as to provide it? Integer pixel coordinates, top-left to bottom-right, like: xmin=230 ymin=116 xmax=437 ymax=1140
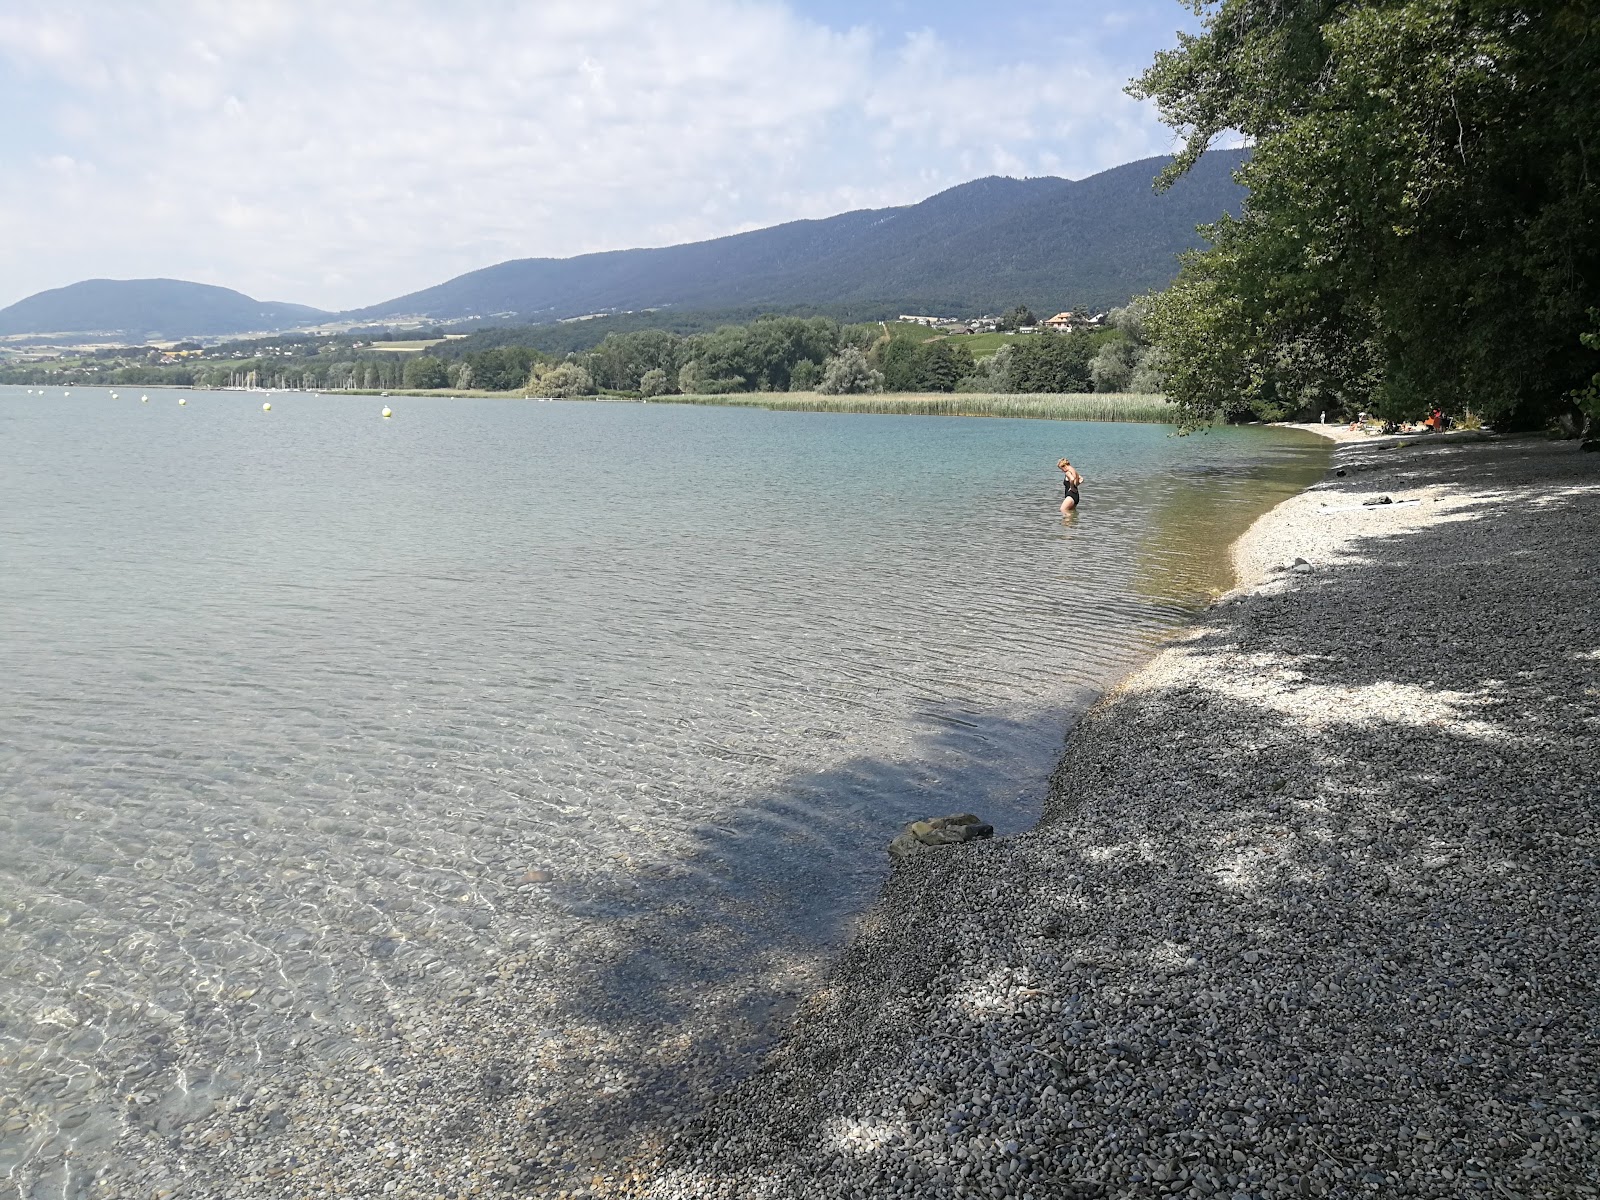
xmin=347 ymin=150 xmax=1247 ymax=323
xmin=1 ymin=150 xmax=1246 ymax=341
xmin=0 ymin=279 xmax=331 ymax=339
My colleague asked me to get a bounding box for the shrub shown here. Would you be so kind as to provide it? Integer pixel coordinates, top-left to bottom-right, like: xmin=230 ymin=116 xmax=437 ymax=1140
xmin=638 ymin=367 xmax=672 ymax=397
xmin=789 ymin=358 xmax=820 ymax=391
xmin=1090 ymin=342 xmax=1134 ymax=393
xmin=531 ymin=362 xmax=595 ymax=397
xmin=817 ymin=348 xmax=882 ymax=394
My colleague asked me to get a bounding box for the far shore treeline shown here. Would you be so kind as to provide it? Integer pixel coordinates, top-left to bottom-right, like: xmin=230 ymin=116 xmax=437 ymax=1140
xmin=0 ymin=307 xmax=1166 ymax=400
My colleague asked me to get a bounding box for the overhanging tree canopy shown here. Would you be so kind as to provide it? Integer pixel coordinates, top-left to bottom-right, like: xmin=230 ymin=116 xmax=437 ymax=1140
xmin=1135 ymin=0 xmax=1600 ymax=427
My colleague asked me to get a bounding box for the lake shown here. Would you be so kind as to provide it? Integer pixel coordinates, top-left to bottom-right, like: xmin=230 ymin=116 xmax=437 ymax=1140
xmin=0 ymin=387 xmax=1326 ymax=1196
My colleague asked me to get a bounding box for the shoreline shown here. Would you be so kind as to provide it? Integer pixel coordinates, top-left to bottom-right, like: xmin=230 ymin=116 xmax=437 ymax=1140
xmin=3 ymin=383 xmax=1175 ymax=424
xmin=637 ymin=435 xmax=1600 ymax=1198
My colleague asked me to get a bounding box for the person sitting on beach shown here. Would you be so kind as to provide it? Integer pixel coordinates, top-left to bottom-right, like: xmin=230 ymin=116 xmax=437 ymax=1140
xmin=1058 ymin=458 xmax=1084 ymax=513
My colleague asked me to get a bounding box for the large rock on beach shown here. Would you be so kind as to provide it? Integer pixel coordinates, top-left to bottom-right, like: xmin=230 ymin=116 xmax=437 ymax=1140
xmin=887 ymin=813 xmax=994 ymax=861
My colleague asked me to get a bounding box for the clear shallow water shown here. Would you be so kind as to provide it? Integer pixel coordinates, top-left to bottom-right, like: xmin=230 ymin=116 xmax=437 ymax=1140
xmin=0 ymin=387 xmax=1326 ymax=1194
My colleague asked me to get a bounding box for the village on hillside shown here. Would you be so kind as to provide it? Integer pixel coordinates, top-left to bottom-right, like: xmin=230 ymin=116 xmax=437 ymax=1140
xmin=897 ymin=309 xmax=1108 ymax=334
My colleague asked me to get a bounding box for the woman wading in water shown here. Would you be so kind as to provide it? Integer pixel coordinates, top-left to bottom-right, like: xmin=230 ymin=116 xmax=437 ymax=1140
xmin=1058 ymin=458 xmax=1084 ymax=513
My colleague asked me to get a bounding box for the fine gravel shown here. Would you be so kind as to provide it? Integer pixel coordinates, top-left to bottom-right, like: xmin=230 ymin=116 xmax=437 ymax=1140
xmin=639 ymin=436 xmax=1600 ymax=1200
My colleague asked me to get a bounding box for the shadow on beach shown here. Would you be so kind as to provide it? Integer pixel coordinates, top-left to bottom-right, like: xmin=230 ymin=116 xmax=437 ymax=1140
xmin=482 ymin=697 xmax=1098 ymax=1193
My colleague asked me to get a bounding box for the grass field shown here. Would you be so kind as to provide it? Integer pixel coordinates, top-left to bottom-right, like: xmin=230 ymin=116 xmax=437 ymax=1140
xmin=363 ymin=338 xmax=448 ymax=352
xmin=949 ymin=332 xmax=1025 ymax=358
xmin=647 ymin=391 xmax=1175 ymax=423
xmin=880 ymin=325 xmax=1041 ymax=359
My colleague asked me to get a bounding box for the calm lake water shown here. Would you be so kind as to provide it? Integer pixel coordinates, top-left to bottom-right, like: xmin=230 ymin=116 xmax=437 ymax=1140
xmin=0 ymin=387 xmax=1325 ymax=1196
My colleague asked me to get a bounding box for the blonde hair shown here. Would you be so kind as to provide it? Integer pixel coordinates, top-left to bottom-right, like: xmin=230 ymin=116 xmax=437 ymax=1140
xmin=1057 ymin=458 xmax=1071 ymax=470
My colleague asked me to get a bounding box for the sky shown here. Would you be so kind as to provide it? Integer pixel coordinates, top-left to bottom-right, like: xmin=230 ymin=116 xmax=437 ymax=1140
xmin=0 ymin=1 xmax=1204 ymax=312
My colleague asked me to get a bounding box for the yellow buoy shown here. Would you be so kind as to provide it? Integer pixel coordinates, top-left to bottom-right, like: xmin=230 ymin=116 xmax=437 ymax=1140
xmin=262 ymin=402 xmax=271 ymax=412
xmin=178 ymin=398 xmax=187 ymax=406
xmin=381 ymin=407 xmax=392 ymax=418
xmin=141 ymin=395 xmax=148 ymax=403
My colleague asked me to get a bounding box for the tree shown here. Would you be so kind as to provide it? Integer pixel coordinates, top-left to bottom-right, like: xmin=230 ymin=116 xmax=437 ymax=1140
xmin=1565 ymin=310 xmax=1600 ymax=440
xmin=530 ymin=362 xmax=594 ymax=397
xmin=467 ymin=346 xmax=544 ymax=391
xmin=876 ymin=337 xmax=976 ymax=393
xmin=1128 ymin=346 xmax=1168 ymax=395
xmin=1007 ymin=334 xmax=1094 ymax=393
xmin=1134 ymin=0 xmax=1600 ymax=428
xmin=918 ymin=341 xmax=975 ymax=393
xmin=984 ymin=344 xmax=1016 ymax=393
xmin=879 ymin=337 xmax=923 ymax=392
xmin=587 ymin=330 xmax=680 ymax=391
xmin=817 ymin=348 xmax=882 ymax=394
xmin=1093 ymin=299 xmax=1167 ymax=393
xmin=997 ymin=305 xmax=1037 ymax=332
xmin=402 ymin=355 xmax=448 ymax=389
xmin=788 ymin=359 xmax=820 ymax=391
xmin=1090 ymin=342 xmax=1134 ymax=393
xmin=638 ymin=367 xmax=672 ymax=397
xmin=677 ymin=359 xmax=708 ymax=394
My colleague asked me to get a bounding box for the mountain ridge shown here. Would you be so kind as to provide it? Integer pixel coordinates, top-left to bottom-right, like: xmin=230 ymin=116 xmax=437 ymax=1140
xmin=350 ymin=151 xmax=1245 ymax=323
xmin=0 ymin=278 xmax=330 ymax=340
xmin=0 ymin=150 xmax=1247 ymax=340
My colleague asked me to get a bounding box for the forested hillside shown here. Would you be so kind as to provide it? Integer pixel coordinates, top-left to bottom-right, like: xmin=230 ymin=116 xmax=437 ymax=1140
xmin=347 ymin=150 xmax=1247 ymax=324
xmin=2 ymin=151 xmax=1245 ymax=341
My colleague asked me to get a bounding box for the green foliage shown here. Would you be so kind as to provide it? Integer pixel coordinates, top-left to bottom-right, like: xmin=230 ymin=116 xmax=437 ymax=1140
xmin=1134 ymin=0 xmax=1600 ymax=428
xmin=434 ymin=308 xmax=896 ymax=361
xmin=1569 ymin=310 xmax=1600 ymax=434
xmin=587 ymin=329 xmax=680 ymax=391
xmin=960 ymin=344 xmax=1016 ymax=393
xmin=531 ymin=361 xmax=595 ymax=397
xmin=817 ymin=348 xmax=883 ymax=395
xmin=1005 ymin=334 xmax=1095 ymax=394
xmin=878 ymin=337 xmax=920 ymax=392
xmin=464 ymin=346 xmax=545 ymax=391
xmin=788 ymin=358 xmax=820 ymax=391
xmin=673 ymin=316 xmax=842 ymax=393
xmin=839 ymin=323 xmax=882 ymax=353
xmin=638 ymin=367 xmax=672 ymax=398
xmin=401 ymin=355 xmax=448 ymax=389
xmin=957 ymin=332 xmax=1023 ymax=360
xmin=1088 ymin=301 xmax=1167 ymax=394
xmin=1128 ymin=346 xmax=1168 ymax=396
xmin=878 ymin=335 xmax=975 ymax=393
xmin=1090 ymin=340 xmax=1134 ymax=393
xmin=997 ymin=305 xmax=1036 ymax=332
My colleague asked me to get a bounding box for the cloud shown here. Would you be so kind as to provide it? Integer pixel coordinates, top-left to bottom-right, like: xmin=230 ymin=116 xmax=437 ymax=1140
xmin=0 ymin=0 xmax=1185 ymax=311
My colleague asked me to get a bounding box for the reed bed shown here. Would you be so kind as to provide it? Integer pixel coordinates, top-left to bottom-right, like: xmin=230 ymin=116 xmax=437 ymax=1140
xmin=645 ymin=391 xmax=1176 ymax=423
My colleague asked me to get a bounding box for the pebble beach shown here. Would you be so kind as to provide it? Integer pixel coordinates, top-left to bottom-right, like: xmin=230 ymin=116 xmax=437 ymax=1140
xmin=638 ymin=434 xmax=1600 ymax=1199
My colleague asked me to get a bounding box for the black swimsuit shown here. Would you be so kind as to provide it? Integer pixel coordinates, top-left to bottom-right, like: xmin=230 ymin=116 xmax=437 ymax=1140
xmin=1063 ymin=478 xmax=1080 ymax=502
